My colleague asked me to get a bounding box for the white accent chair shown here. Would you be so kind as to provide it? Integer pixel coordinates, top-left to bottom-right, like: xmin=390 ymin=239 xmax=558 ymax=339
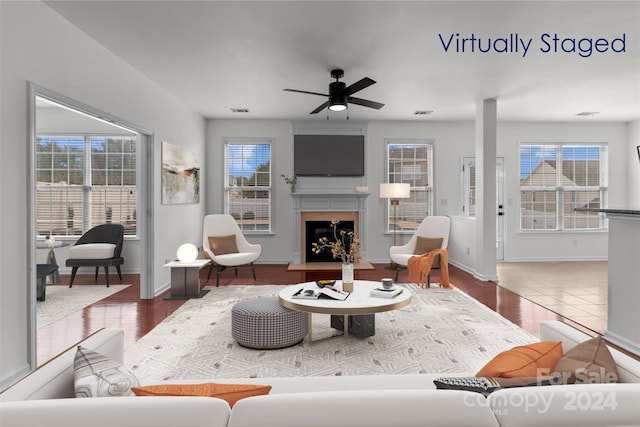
xmin=389 ymin=216 xmax=450 ymax=282
xmin=202 ymin=214 xmax=262 ymax=286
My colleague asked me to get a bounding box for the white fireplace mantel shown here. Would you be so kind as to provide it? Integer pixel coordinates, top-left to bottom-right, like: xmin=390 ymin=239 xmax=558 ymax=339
xmin=290 ymin=191 xmax=369 ymax=263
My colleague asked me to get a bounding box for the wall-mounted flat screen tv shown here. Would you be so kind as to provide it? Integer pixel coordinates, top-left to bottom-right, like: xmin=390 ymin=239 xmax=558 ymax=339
xmin=294 ymin=134 xmax=365 ymax=176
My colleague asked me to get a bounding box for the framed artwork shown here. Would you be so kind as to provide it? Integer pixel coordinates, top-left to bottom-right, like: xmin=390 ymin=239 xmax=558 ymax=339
xmin=161 ymin=141 xmax=200 ymax=204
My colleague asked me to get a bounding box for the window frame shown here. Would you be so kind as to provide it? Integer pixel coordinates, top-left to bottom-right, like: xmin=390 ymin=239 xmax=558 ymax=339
xmin=35 ymin=133 xmax=138 ymax=238
xmin=384 ymin=139 xmax=434 ymax=233
xmin=223 ymin=137 xmax=273 ymax=234
xmin=519 ymin=142 xmax=608 ymax=232
xmin=462 ymin=157 xmax=476 ymax=218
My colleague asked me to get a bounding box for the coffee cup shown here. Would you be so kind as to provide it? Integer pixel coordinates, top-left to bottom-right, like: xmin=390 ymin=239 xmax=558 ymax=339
xmin=381 ymin=278 xmax=394 ymax=289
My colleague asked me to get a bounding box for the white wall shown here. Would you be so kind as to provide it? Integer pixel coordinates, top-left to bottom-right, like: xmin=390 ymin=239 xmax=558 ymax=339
xmin=0 ymin=1 xmax=205 ymax=388
xmin=205 ymin=119 xmax=294 ymax=263
xmin=206 ymin=119 xmax=630 ymax=269
xmin=628 ymin=120 xmax=640 ymax=208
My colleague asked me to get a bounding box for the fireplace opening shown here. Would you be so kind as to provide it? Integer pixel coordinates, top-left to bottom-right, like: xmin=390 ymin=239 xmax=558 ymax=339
xmin=305 ymin=220 xmax=355 ymax=262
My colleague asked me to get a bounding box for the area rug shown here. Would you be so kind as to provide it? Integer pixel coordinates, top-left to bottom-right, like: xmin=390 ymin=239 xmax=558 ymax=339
xmin=125 ymin=284 xmax=537 ymax=381
xmin=37 ymin=285 xmax=130 ymax=328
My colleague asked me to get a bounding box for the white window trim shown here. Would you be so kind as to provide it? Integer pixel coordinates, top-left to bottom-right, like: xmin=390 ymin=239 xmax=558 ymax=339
xmin=462 ymin=156 xmax=476 ymax=218
xmin=519 ymin=142 xmax=608 ymax=232
xmin=384 ymin=139 xmax=434 ymax=234
xmin=223 ymin=137 xmax=273 ymax=234
xmin=35 ymin=133 xmax=138 ymax=238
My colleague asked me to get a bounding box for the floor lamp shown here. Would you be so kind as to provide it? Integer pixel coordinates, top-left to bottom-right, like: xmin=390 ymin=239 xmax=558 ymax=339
xmin=380 ymin=183 xmax=411 ymax=269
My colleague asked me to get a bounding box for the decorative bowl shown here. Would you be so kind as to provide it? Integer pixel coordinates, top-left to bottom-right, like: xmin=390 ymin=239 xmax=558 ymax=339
xmin=315 ymin=279 xmax=336 ymax=288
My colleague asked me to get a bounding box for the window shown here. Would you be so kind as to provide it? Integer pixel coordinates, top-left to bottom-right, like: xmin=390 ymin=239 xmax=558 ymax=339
xmin=386 ymin=140 xmax=433 ymax=232
xmin=36 ymin=135 xmax=138 ymax=237
xmin=224 ymin=139 xmax=272 ymax=232
xmin=519 ymin=144 xmax=607 ymax=231
xmin=462 ymin=157 xmax=476 ymax=217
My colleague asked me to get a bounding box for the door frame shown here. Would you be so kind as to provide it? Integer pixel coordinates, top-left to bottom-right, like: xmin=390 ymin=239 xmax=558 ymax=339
xmin=462 ymin=156 xmax=505 ymax=261
xmin=27 ymin=82 xmax=155 ymax=369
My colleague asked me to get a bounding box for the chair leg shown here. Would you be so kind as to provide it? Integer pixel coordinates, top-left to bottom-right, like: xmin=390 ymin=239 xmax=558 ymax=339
xmin=94 ymin=267 xmax=99 ymax=282
xmin=206 ymin=265 xmax=213 ymax=282
xmin=104 ymin=266 xmax=110 ymax=287
xmin=251 ymin=263 xmax=257 ymax=281
xmin=37 ymin=276 xmax=46 ymax=301
xmin=395 ymin=268 xmax=400 ymax=282
xmin=216 ymin=265 xmax=222 ymax=287
xmin=69 ymin=267 xmax=79 ymax=288
xmin=115 ymin=265 xmax=123 ymax=280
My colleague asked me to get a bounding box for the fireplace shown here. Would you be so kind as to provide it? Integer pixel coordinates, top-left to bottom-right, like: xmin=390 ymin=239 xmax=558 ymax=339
xmin=291 ymin=191 xmax=369 ymax=263
xmin=305 ymin=220 xmax=355 ymax=262
xmin=299 ymin=210 xmax=360 ymax=263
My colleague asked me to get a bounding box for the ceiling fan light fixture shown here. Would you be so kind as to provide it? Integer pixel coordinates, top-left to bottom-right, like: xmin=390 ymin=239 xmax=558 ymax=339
xmin=329 ymin=96 xmax=347 ymax=112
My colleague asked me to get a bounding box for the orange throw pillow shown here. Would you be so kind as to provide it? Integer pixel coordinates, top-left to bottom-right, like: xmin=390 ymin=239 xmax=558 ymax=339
xmin=131 ymin=383 xmax=271 ymax=408
xmin=476 ymin=341 xmax=563 ymax=378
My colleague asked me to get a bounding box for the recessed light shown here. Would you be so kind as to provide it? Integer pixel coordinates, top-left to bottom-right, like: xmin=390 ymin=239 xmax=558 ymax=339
xmin=230 ymin=108 xmax=250 ymax=113
xmin=414 ymin=110 xmax=433 ymax=115
xmin=576 ymin=112 xmax=599 ymax=116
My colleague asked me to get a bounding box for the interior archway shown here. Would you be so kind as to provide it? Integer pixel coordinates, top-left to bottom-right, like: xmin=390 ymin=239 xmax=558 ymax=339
xmin=28 ymin=83 xmax=155 ymax=368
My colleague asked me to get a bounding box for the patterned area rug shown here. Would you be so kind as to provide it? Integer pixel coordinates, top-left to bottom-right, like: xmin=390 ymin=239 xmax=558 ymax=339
xmin=125 ymin=284 xmax=537 ymax=381
xmin=37 ymin=284 xmax=130 ymax=328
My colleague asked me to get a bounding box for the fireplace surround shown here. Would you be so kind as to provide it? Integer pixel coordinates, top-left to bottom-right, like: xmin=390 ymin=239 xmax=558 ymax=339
xmin=290 ymin=191 xmax=369 ymax=263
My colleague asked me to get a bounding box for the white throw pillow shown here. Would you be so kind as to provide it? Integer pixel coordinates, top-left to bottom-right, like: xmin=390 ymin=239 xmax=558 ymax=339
xmin=68 ymin=243 xmax=116 ymax=259
xmin=74 ymin=346 xmax=139 ymax=398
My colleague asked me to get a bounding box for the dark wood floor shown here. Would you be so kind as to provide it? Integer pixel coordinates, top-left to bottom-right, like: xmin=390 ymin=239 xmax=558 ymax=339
xmin=36 ymin=263 xmax=595 ymax=366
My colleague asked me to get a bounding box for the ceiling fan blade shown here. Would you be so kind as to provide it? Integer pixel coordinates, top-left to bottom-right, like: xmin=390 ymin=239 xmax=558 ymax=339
xmin=283 ymin=88 xmax=328 ymax=97
xmin=342 ymin=77 xmax=376 ymax=96
xmin=310 ymin=100 xmax=330 ymax=114
xmin=347 ymin=96 xmax=385 ymax=110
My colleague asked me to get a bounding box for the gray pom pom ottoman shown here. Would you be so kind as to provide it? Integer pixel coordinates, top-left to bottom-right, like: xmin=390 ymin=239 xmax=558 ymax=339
xmin=231 ymin=296 xmax=307 ymax=349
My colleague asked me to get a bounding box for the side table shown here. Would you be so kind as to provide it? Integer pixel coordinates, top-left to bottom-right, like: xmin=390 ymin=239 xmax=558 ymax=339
xmin=36 ymin=241 xmax=70 ymax=284
xmin=163 ymin=259 xmax=211 ymax=300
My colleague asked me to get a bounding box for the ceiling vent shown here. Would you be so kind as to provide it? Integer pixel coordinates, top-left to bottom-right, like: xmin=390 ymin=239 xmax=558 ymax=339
xmin=414 ymin=110 xmax=433 ymax=115
xmin=230 ymin=108 xmax=250 ymax=113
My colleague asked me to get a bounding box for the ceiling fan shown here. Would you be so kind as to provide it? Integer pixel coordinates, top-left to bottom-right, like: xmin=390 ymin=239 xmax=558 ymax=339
xmin=284 ymin=68 xmax=385 ymax=114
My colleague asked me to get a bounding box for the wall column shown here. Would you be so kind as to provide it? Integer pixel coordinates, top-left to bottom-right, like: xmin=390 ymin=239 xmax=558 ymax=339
xmin=474 ymin=99 xmax=498 ymax=281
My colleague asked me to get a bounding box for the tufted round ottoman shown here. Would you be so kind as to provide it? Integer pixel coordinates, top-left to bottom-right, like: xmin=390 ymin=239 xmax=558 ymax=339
xmin=231 ymin=296 xmax=307 ymax=349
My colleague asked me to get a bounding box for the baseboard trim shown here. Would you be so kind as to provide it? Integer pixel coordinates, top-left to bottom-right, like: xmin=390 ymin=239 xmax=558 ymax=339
xmin=0 ymin=363 xmax=31 ymax=394
xmin=604 ymin=330 xmax=640 ymax=356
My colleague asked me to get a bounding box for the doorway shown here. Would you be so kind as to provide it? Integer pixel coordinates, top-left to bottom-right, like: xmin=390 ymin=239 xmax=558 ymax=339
xmin=496 ymin=158 xmax=505 ymax=261
xmin=28 ymin=83 xmax=155 ymax=368
xmin=462 ymin=156 xmax=505 ymax=261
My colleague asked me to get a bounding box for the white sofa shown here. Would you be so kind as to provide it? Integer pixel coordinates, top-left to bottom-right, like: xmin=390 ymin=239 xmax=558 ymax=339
xmin=1 ymin=321 xmax=639 ymax=427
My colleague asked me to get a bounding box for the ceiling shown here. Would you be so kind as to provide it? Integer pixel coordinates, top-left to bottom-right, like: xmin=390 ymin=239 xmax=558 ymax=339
xmin=44 ymin=1 xmax=640 ymax=122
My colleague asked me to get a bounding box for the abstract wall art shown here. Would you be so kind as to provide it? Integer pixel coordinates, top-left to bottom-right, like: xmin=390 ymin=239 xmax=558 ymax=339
xmin=161 ymin=141 xmax=200 ymax=204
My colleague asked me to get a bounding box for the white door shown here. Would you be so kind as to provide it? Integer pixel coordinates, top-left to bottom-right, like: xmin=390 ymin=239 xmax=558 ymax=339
xmin=462 ymin=157 xmax=505 ymax=260
xmin=496 ymin=158 xmax=505 ymax=261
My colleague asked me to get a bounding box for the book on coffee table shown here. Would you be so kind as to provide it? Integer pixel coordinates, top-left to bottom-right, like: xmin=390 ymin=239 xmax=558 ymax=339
xmin=292 ymin=286 xmax=350 ymax=301
xmin=370 ymin=287 xmax=403 ymax=299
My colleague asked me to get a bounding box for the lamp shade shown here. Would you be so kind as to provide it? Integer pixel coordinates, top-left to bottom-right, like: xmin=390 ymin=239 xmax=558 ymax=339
xmin=380 ymin=183 xmax=410 ymax=199
xmin=176 ymin=243 xmax=198 ymax=263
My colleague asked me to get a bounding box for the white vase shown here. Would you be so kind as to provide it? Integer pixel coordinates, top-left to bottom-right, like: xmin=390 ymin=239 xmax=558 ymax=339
xmin=342 ymin=263 xmax=354 ymax=292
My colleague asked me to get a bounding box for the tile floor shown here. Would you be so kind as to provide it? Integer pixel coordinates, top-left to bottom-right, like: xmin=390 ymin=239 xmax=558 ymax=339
xmin=496 ymin=261 xmax=608 ymax=333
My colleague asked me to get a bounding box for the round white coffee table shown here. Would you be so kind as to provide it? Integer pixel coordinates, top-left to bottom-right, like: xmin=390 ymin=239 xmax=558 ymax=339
xmin=279 ymin=280 xmax=412 ymax=342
